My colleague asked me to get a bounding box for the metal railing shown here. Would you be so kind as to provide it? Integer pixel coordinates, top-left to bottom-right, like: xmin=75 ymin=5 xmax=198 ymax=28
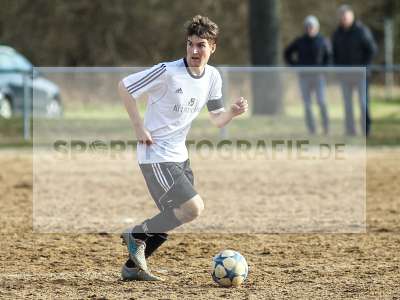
xmin=0 ymin=69 xmax=32 ymax=140
xmin=0 ymin=65 xmax=399 ymax=142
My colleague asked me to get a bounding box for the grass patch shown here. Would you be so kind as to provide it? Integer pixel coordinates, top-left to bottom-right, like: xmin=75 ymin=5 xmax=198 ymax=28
xmin=1 ymin=98 xmax=399 ymax=148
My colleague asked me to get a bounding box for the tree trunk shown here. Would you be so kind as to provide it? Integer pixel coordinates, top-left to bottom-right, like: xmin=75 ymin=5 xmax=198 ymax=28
xmin=249 ymin=0 xmax=282 ymax=115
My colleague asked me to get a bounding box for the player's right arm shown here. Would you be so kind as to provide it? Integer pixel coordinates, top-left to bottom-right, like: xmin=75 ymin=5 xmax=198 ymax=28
xmin=119 ymin=63 xmax=167 ymax=144
xmin=118 ymin=81 xmax=153 ymax=145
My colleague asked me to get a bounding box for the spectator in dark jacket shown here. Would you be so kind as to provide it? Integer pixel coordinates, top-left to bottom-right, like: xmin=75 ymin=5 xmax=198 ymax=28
xmin=284 ymin=15 xmax=331 ymax=135
xmin=332 ymin=5 xmax=377 ymax=136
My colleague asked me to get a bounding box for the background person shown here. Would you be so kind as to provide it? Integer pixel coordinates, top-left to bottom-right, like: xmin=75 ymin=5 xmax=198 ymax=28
xmin=284 ymin=15 xmax=331 ymax=135
xmin=332 ymin=4 xmax=377 ymax=136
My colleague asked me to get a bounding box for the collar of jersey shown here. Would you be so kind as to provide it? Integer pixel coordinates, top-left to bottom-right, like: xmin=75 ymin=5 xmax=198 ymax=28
xmin=183 ymin=57 xmax=206 ymax=79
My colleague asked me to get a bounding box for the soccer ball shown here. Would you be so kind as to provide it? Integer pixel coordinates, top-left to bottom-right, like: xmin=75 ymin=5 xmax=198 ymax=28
xmin=211 ymin=250 xmax=248 ymax=287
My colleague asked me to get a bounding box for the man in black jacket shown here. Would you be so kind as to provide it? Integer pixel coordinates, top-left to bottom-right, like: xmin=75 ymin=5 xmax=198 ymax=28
xmin=332 ymin=5 xmax=377 ymax=136
xmin=284 ymin=15 xmax=331 ymax=135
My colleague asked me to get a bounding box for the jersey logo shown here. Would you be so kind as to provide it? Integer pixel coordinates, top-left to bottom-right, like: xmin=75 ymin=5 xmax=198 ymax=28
xmin=173 ymin=97 xmax=200 ymax=114
xmin=188 ymin=98 xmax=196 ymax=106
xmin=175 ymin=88 xmax=183 ymax=94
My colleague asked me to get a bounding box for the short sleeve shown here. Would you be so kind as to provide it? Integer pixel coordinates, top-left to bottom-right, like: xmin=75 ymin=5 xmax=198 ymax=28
xmin=207 ymin=69 xmax=224 ymax=114
xmin=122 ymin=63 xmax=167 ymax=99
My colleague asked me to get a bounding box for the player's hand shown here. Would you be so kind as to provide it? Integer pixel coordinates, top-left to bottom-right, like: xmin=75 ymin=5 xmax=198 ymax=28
xmin=230 ymin=97 xmax=248 ymax=117
xmin=135 ymin=126 xmax=153 ymax=145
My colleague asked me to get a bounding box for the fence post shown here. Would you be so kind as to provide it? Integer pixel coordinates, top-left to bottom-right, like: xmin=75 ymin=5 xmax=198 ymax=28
xmin=384 ymin=18 xmax=394 ymax=100
xmin=23 ymin=71 xmax=31 ymax=141
xmin=220 ymin=67 xmax=229 ymax=139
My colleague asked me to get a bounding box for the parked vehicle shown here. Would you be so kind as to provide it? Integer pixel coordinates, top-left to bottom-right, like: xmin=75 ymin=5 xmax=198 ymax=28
xmin=0 ymin=45 xmax=62 ymax=119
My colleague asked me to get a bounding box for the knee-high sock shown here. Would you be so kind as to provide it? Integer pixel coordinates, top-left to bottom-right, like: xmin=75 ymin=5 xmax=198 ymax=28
xmin=145 ymin=233 xmax=168 ymax=257
xmin=131 ymin=209 xmax=182 ymax=240
xmin=125 ymin=209 xmax=180 ymax=269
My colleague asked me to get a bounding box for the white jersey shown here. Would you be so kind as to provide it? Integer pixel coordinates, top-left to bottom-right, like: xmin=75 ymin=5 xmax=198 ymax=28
xmin=122 ymin=58 xmax=224 ymax=164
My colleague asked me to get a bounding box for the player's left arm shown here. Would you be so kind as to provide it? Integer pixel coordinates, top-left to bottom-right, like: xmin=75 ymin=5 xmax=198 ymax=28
xmin=208 ymin=97 xmax=248 ymax=128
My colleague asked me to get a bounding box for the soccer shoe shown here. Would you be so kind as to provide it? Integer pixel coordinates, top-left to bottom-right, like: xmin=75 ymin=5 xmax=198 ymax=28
xmin=121 ymin=264 xmax=163 ymax=281
xmin=120 ymin=232 xmax=148 ymax=271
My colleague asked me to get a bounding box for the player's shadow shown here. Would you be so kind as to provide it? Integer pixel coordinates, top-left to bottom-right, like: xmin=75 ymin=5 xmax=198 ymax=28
xmin=197 ymin=283 xmax=249 ymax=290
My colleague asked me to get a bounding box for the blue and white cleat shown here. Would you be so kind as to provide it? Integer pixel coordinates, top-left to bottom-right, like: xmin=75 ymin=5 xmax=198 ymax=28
xmin=120 ymin=232 xmax=148 ymax=271
xmin=121 ymin=264 xmax=163 ymax=281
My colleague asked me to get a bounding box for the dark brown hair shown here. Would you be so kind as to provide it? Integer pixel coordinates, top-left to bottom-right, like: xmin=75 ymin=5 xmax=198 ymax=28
xmin=185 ymin=15 xmax=219 ymax=44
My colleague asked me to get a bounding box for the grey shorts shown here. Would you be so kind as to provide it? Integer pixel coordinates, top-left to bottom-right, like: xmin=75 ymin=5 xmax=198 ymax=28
xmin=139 ymin=159 xmax=197 ymax=211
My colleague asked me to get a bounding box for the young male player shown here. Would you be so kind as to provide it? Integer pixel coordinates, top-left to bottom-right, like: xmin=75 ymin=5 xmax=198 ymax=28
xmin=118 ymin=15 xmax=248 ymax=281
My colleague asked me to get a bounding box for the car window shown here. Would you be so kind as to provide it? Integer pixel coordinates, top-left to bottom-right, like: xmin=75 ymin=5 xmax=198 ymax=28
xmin=0 ymin=53 xmax=15 ymax=69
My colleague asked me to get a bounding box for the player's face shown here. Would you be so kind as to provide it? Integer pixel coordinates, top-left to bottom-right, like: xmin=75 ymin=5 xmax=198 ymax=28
xmin=186 ymin=35 xmax=216 ymax=69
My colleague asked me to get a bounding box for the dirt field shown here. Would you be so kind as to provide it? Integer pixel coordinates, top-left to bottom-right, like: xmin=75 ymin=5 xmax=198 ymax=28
xmin=32 ymin=147 xmax=366 ymax=234
xmin=1 ymin=149 xmax=399 ymax=299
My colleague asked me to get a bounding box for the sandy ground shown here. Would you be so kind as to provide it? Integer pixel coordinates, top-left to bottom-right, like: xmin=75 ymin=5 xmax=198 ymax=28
xmin=32 ymin=148 xmax=366 ymax=233
xmin=0 ymin=149 xmax=399 ymax=299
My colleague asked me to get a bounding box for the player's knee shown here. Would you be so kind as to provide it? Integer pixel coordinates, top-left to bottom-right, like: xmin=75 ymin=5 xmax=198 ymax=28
xmin=187 ymin=197 xmax=204 ymax=220
xmin=183 ymin=205 xmax=203 ymax=223
xmin=176 ymin=195 xmax=204 ymax=223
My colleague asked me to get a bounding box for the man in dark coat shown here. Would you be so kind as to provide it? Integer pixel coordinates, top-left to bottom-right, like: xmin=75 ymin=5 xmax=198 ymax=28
xmin=332 ymin=5 xmax=377 ymax=136
xmin=284 ymin=15 xmax=331 ymax=135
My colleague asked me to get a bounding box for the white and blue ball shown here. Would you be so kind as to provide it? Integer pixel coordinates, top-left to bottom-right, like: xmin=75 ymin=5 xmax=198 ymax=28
xmin=211 ymin=250 xmax=248 ymax=287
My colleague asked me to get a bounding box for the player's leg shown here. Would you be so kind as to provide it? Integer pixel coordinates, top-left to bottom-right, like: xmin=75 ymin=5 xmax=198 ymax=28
xmin=131 ymin=160 xmax=199 ymax=245
xmin=170 ymin=159 xmax=201 ymax=223
xmin=129 ymin=191 xmax=202 ymax=235
xmin=123 ymin=195 xmax=203 ymax=273
xmin=124 ymin=195 xmax=203 ymax=274
xmin=121 ymin=163 xmax=178 ymax=278
xmin=173 ymin=194 xmax=204 ymax=223
xmin=126 ymin=159 xmax=196 ymax=267
xmin=122 ymin=233 xmax=168 ymax=281
xmin=126 ymin=233 xmax=168 ymax=266
xmin=122 ymin=161 xmax=199 ymax=280
xmin=145 ymin=233 xmax=169 ymax=257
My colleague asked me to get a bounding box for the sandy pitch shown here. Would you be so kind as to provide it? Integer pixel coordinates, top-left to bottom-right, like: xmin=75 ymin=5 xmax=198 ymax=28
xmin=0 ymin=149 xmax=399 ymax=299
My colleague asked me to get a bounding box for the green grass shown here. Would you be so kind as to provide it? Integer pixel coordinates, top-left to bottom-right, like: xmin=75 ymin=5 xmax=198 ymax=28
xmin=1 ymin=98 xmax=399 ymax=148
xmin=63 ymin=103 xmax=129 ymax=119
xmin=0 ymin=117 xmax=33 ymax=147
xmin=366 ymin=98 xmax=400 ymax=146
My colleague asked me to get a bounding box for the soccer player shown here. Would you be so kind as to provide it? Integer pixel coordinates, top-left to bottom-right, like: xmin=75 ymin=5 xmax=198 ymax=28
xmin=118 ymin=15 xmax=248 ymax=281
